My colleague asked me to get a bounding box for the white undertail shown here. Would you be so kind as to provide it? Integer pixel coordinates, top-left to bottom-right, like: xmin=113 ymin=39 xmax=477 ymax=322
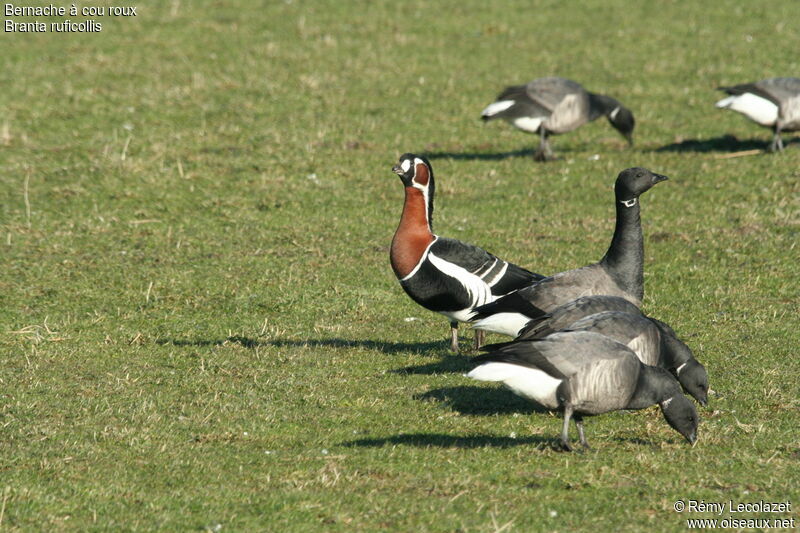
xmin=716 ymin=93 xmax=778 ymax=127
xmin=472 ymin=312 xmax=531 ymax=337
xmin=468 ymin=362 xmax=562 ymax=409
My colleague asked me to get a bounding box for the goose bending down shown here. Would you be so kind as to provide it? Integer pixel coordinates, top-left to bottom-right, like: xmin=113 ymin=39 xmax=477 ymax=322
xmin=503 ymin=295 xmax=641 ymax=339
xmin=484 ymin=304 xmax=709 ymax=405
xmin=389 ymin=153 xmax=544 ymax=352
xmin=467 ymin=331 xmax=699 ymax=450
xmin=715 ymin=77 xmax=800 ymax=152
xmin=481 ymin=77 xmax=635 ymax=161
xmin=471 ymin=167 xmax=668 ymax=336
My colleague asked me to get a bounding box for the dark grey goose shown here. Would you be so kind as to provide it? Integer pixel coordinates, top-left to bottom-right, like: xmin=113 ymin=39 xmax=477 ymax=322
xmin=483 ymin=295 xmax=710 ymax=405
xmin=716 ymin=77 xmax=800 ymax=152
xmin=468 ymin=331 xmax=698 ymax=450
xmin=481 ymin=77 xmax=635 ymax=161
xmin=471 ymin=167 xmax=667 ymax=336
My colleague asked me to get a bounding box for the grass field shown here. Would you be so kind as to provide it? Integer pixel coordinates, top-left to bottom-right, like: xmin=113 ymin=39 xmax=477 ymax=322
xmin=1 ymin=0 xmax=799 ymax=531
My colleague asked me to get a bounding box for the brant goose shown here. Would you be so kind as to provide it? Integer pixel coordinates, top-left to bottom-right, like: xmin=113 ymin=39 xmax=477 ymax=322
xmin=481 ymin=77 xmax=635 ymax=161
xmin=647 ymin=318 xmax=709 ymax=406
xmin=478 ymin=295 xmax=709 ymax=405
xmin=468 ymin=331 xmax=699 ymax=450
xmin=471 ymin=168 xmax=667 ymax=336
xmin=494 ymin=295 xmax=642 ymax=339
xmin=715 ymin=77 xmax=800 ymax=152
xmin=390 ymin=153 xmax=543 ymax=351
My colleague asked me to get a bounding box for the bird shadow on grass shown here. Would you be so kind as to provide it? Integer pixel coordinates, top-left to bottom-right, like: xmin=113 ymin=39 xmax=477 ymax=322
xmin=393 ymin=354 xmax=473 ymax=375
xmin=416 ymin=385 xmax=549 ymax=415
xmin=344 ymin=432 xmax=552 ymax=449
xmin=424 ymin=148 xmax=535 ymax=161
xmin=652 ymin=134 xmax=774 ymax=153
xmin=157 ymin=336 xmax=446 ymax=355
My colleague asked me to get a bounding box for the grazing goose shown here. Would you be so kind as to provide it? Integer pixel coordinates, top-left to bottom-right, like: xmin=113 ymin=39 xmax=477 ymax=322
xmin=475 ymin=295 xmax=708 ymax=406
xmin=715 ymin=77 xmax=800 ymax=152
xmin=471 ymin=167 xmax=668 ymax=336
xmin=390 ymin=153 xmax=544 ymax=352
xmin=497 ymin=295 xmax=641 ymax=339
xmin=647 ymin=318 xmax=709 ymax=406
xmin=468 ymin=331 xmax=699 ymax=450
xmin=481 ymin=77 xmax=635 ymax=161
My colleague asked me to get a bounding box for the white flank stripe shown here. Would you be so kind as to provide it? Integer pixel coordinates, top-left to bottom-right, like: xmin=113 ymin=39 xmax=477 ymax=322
xmin=472 ymin=312 xmax=531 ymax=337
xmin=399 ymin=237 xmax=438 ymax=282
xmin=716 ymin=93 xmax=778 ymax=126
xmin=511 ymin=116 xmax=544 ymax=133
xmin=468 ymin=362 xmax=561 ymax=409
xmin=481 ymin=100 xmax=515 ymax=117
xmin=427 ymin=251 xmax=493 ymax=309
xmin=626 ymin=333 xmax=657 ymax=366
xmin=485 ymin=262 xmax=509 ymax=288
xmin=475 ymin=257 xmax=498 ymax=277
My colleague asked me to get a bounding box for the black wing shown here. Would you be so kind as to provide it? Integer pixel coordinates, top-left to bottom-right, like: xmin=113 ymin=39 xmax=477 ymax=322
xmin=431 ymin=237 xmax=542 ymax=295
xmin=471 ymin=289 xmax=549 ymax=321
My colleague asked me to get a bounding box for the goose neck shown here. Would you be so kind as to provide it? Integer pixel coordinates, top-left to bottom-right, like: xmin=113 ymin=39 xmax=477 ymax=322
xmin=600 ymin=197 xmax=644 ymax=300
xmin=626 ymin=365 xmax=676 ymax=409
xmin=588 ymin=93 xmax=620 ymax=121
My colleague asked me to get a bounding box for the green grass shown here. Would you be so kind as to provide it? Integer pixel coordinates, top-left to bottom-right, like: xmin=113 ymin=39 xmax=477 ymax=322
xmin=1 ymin=0 xmax=799 ymax=530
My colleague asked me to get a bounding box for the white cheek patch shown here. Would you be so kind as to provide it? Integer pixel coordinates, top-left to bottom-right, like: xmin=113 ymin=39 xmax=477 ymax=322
xmin=675 ymin=362 xmax=687 ymax=376
xmin=609 ymin=106 xmax=621 ymax=121
xmin=660 ymin=396 xmax=673 ymax=409
xmin=400 ymin=159 xmax=412 ymax=172
xmin=412 ymin=159 xmax=430 ymax=190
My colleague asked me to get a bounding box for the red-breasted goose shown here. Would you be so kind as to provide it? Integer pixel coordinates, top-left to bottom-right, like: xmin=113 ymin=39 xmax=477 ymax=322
xmin=468 ymin=331 xmax=698 ymax=451
xmin=390 ymin=153 xmax=543 ymax=352
xmin=715 ymin=77 xmax=800 ymax=152
xmin=470 ymin=167 xmax=667 ymax=336
xmin=481 ymin=77 xmax=635 ymax=161
xmin=478 ymin=295 xmax=710 ymax=405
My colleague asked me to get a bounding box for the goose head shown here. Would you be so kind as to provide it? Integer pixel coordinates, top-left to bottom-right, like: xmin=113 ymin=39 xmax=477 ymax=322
xmin=392 ymin=153 xmax=434 ymax=193
xmin=614 ymin=167 xmax=668 ymax=203
xmin=608 ymin=105 xmax=635 ymax=146
xmin=660 ymin=393 xmax=699 ymax=445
